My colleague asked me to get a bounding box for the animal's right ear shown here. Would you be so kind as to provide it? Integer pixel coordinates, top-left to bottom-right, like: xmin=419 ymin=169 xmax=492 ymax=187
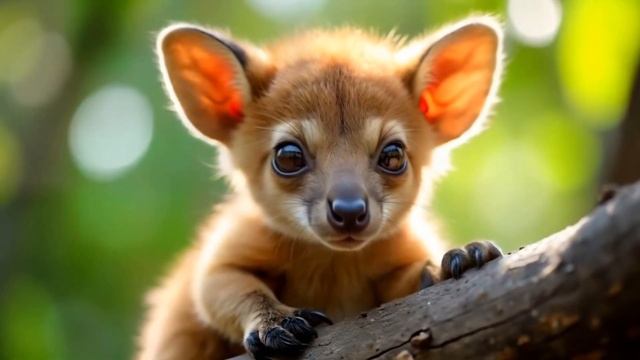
xmin=157 ymin=25 xmax=263 ymax=145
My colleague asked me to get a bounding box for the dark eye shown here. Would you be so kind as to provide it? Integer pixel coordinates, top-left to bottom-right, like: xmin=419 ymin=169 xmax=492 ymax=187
xmin=377 ymin=142 xmax=407 ymax=174
xmin=272 ymin=142 xmax=308 ymax=176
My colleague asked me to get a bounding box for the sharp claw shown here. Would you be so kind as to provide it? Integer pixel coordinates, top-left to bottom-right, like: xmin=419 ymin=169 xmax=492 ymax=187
xmin=245 ymin=310 xmax=325 ymax=359
xmin=295 ymin=309 xmax=333 ymax=326
xmin=451 ymin=255 xmax=462 ymax=279
xmin=263 ymin=327 xmax=306 ymax=355
xmin=470 ymin=247 xmax=483 ymax=268
xmin=281 ymin=316 xmax=316 ymax=343
xmin=245 ymin=330 xmax=271 ymax=359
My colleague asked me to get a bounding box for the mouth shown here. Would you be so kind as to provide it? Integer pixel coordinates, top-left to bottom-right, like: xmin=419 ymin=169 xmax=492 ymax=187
xmin=328 ymin=236 xmax=366 ymax=250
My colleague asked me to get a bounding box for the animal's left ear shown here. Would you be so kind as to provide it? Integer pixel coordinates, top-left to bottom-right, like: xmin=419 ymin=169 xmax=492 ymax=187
xmin=408 ymin=18 xmax=503 ymax=144
xmin=157 ymin=25 xmax=273 ymax=145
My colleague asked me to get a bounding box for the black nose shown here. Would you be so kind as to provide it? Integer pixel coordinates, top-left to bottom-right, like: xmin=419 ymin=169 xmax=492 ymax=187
xmin=327 ymin=192 xmax=370 ymax=234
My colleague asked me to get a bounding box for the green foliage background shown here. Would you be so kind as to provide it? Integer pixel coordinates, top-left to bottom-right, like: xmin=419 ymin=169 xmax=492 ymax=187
xmin=0 ymin=0 xmax=638 ymax=358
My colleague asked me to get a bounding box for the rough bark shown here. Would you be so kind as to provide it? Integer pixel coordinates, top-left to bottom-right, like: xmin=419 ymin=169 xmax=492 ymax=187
xmin=232 ymin=180 xmax=640 ymax=359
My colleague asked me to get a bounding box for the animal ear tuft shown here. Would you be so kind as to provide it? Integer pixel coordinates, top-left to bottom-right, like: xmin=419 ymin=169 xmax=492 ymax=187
xmin=411 ymin=18 xmax=503 ymax=144
xmin=157 ymin=25 xmax=251 ymax=145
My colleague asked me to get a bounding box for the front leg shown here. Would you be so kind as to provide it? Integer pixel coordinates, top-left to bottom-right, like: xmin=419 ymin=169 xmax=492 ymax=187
xmin=374 ymin=241 xmax=501 ymax=304
xmin=440 ymin=240 xmax=502 ymax=279
xmin=195 ymin=267 xmax=331 ymax=359
xmin=374 ymin=261 xmax=441 ymax=303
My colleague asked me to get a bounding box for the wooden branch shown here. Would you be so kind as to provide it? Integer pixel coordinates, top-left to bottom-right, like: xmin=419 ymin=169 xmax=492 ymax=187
xmin=231 ymin=180 xmax=640 ymax=359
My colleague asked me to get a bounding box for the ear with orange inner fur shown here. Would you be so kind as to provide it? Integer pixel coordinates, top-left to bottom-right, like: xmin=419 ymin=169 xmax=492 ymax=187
xmin=412 ymin=19 xmax=502 ymax=145
xmin=157 ymin=25 xmax=253 ymax=145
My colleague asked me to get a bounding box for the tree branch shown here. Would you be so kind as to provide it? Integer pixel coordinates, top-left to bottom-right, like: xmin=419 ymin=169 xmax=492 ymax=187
xmin=230 ymin=180 xmax=640 ymax=359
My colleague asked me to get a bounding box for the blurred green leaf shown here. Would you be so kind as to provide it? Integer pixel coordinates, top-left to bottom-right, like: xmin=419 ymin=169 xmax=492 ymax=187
xmin=523 ymin=112 xmax=600 ymax=191
xmin=1 ymin=277 xmax=66 ymax=360
xmin=558 ymin=0 xmax=640 ymax=126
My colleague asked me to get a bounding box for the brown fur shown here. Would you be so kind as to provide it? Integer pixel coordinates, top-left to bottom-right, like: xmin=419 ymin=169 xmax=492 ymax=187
xmin=138 ymin=16 xmax=503 ymax=359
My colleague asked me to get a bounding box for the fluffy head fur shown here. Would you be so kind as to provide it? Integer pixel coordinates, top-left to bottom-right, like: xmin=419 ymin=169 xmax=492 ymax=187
xmin=156 ymin=16 xmax=503 ymax=251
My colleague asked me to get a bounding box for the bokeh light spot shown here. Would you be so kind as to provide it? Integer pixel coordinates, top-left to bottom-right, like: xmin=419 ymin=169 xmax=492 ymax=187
xmin=0 ymin=17 xmax=44 ymax=85
xmin=558 ymin=0 xmax=640 ymax=126
xmin=11 ymin=32 xmax=72 ymax=107
xmin=507 ymin=0 xmax=562 ymax=47
xmin=68 ymin=85 xmax=153 ymax=181
xmin=247 ymin=0 xmax=327 ymax=22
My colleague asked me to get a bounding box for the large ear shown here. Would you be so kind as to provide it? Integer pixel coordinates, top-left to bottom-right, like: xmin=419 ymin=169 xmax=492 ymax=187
xmin=157 ymin=25 xmax=255 ymax=145
xmin=409 ymin=18 xmax=503 ymax=145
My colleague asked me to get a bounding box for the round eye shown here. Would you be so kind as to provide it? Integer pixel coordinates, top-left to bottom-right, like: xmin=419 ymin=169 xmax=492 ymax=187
xmin=377 ymin=142 xmax=407 ymax=174
xmin=272 ymin=142 xmax=308 ymax=176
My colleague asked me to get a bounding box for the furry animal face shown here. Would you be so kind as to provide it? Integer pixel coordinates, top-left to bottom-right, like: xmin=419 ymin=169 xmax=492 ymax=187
xmin=157 ymin=17 xmax=503 ymax=250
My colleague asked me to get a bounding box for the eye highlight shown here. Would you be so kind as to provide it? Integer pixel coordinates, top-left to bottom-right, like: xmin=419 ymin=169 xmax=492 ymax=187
xmin=377 ymin=142 xmax=407 ymax=175
xmin=272 ymin=142 xmax=308 ymax=177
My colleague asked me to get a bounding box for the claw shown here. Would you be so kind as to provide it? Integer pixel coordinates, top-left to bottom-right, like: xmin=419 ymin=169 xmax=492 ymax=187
xmin=468 ymin=246 xmax=483 ymax=268
xmin=294 ymin=309 xmax=333 ymax=326
xmin=244 ymin=310 xmax=330 ymax=359
xmin=281 ymin=316 xmax=316 ymax=343
xmin=244 ymin=330 xmax=270 ymax=360
xmin=442 ymin=241 xmax=502 ymax=280
xmin=450 ymin=255 xmax=462 ymax=279
xmin=263 ymin=327 xmax=306 ymax=355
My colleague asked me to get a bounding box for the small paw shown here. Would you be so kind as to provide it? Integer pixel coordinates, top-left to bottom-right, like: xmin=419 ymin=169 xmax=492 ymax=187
xmin=441 ymin=240 xmax=502 ymax=280
xmin=244 ymin=309 xmax=332 ymax=360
